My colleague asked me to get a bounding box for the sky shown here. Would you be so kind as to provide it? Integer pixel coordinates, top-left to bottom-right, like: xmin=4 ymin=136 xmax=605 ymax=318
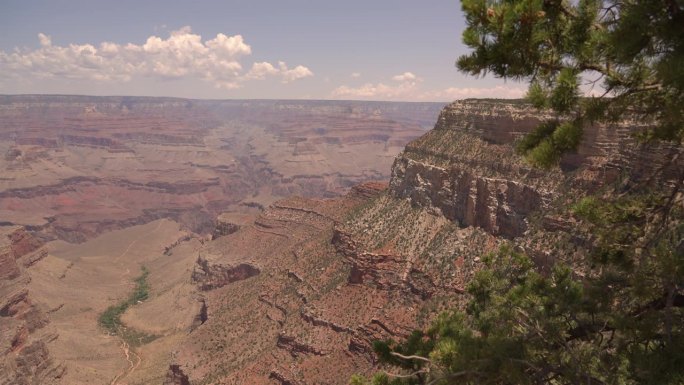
xmin=0 ymin=0 xmax=527 ymax=101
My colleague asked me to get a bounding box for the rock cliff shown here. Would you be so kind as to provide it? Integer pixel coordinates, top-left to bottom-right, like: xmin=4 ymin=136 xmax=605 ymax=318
xmin=390 ymin=100 xmax=682 ymax=238
xmin=167 ymin=99 xmax=682 ymax=384
xmin=0 ymin=226 xmax=64 ymax=385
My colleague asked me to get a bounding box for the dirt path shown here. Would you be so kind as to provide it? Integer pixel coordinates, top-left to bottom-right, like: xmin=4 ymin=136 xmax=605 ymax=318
xmin=115 ymin=220 xmax=165 ymax=262
xmin=110 ymin=339 xmax=141 ymax=385
xmin=109 ymin=221 xmax=164 ymax=384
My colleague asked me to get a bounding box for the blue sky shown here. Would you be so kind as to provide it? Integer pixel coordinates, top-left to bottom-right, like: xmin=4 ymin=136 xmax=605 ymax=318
xmin=0 ymin=0 xmax=525 ymax=100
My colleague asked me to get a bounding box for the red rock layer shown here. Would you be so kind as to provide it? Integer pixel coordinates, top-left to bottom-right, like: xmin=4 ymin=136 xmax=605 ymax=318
xmin=0 ymin=226 xmax=64 ymax=385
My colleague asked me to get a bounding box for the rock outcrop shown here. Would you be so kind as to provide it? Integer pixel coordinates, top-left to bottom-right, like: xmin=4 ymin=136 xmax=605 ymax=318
xmin=191 ymin=255 xmax=260 ymax=291
xmin=0 ymin=226 xmax=64 ymax=385
xmin=163 ymin=364 xmax=190 ymax=385
xmin=390 ymin=100 xmax=682 ymax=238
xmin=211 ymin=214 xmax=240 ymax=240
xmin=170 ymin=181 xmax=493 ymax=384
xmin=168 ymin=100 xmax=683 ymax=385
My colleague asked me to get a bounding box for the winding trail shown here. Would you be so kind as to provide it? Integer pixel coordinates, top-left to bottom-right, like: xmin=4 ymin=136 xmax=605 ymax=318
xmin=109 ymin=220 xmax=165 ymax=384
xmin=110 ymin=339 xmax=142 ymax=385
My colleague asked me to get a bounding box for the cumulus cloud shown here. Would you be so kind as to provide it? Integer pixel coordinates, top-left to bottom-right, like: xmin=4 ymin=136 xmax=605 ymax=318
xmin=281 ymin=63 xmax=314 ymax=83
xmin=246 ymin=61 xmax=280 ymax=80
xmin=350 ymin=72 xmax=361 ymax=78
xmin=0 ymin=26 xmax=312 ymax=89
xmin=332 ymin=71 xmax=422 ymax=100
xmin=38 ymin=33 xmax=52 ymax=47
xmin=245 ymin=61 xmax=313 ymax=83
xmin=391 ymin=71 xmax=418 ymax=82
xmin=331 ymin=71 xmax=525 ymax=101
xmin=332 ymin=82 xmax=418 ymax=100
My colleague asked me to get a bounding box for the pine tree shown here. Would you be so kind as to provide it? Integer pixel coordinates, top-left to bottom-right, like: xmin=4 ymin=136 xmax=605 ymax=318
xmin=457 ymin=0 xmax=683 ymax=167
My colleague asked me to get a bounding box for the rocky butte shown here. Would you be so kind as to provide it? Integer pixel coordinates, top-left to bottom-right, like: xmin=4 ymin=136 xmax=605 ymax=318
xmin=1 ymin=98 xmax=681 ymax=385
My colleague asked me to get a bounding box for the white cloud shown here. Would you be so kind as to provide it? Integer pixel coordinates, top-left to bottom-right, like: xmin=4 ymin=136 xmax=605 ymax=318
xmin=332 ymin=82 xmax=419 ymax=100
xmin=0 ymin=26 xmax=311 ymax=89
xmin=245 ymin=61 xmax=279 ymax=80
xmin=350 ymin=72 xmax=361 ymax=78
xmin=206 ymin=33 xmax=252 ymax=57
xmin=245 ymin=61 xmax=313 ymax=83
xmin=427 ymin=85 xmax=526 ymax=100
xmin=280 ymin=62 xmax=314 ymax=83
xmin=331 ymin=71 xmax=525 ymax=101
xmin=391 ymin=71 xmax=418 ymax=82
xmin=38 ymin=33 xmax=52 ymax=47
xmin=331 ymin=71 xmax=423 ymax=100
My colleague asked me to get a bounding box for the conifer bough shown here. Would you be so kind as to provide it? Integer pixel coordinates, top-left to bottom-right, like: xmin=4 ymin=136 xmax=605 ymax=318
xmin=350 ymin=1 xmax=684 ymax=384
xmin=457 ymin=0 xmax=683 ymax=167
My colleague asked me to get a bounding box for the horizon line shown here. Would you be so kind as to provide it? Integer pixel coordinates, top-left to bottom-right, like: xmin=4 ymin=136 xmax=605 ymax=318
xmin=1 ymin=93 xmax=527 ymax=104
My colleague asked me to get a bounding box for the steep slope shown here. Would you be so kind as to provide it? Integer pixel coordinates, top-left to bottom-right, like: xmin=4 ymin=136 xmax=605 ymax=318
xmin=0 ymin=226 xmax=64 ymax=385
xmin=169 ymin=183 xmax=495 ymax=385
xmin=166 ymin=99 xmax=682 ymax=384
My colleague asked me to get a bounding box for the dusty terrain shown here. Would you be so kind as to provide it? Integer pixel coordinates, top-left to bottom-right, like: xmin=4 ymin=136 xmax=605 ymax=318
xmin=0 ymin=95 xmax=442 ymax=242
xmin=0 ymin=96 xmax=443 ymax=385
xmin=3 ymin=98 xmax=680 ymax=385
xmin=162 ymin=100 xmax=681 ymax=384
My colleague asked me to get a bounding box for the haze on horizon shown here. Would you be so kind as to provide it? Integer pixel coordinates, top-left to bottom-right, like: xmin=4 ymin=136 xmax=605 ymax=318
xmin=0 ymin=0 xmax=526 ymax=101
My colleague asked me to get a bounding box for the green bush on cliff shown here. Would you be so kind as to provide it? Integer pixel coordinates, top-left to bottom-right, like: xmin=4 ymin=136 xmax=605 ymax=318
xmin=353 ymin=231 xmax=684 ymax=384
xmin=352 ymin=1 xmax=684 ymax=384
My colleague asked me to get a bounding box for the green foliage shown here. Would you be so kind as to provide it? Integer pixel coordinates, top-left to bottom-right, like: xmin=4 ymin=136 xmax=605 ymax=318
xmin=525 ymin=82 xmax=547 ymax=109
xmin=515 ymin=119 xmax=582 ymax=166
xmin=516 ymin=121 xmax=558 ymax=154
xmin=131 ymin=265 xmax=150 ymax=303
xmin=355 ymin=223 xmax=684 ymax=384
xmin=350 ymin=2 xmax=684 ymax=384
xmin=98 ymin=266 xmax=151 ymax=337
xmin=98 ymin=302 xmax=128 ymax=332
xmin=458 ymin=0 xmax=684 ymax=167
xmin=549 ymin=69 xmax=579 ymax=114
xmin=355 ymin=189 xmax=684 ymax=383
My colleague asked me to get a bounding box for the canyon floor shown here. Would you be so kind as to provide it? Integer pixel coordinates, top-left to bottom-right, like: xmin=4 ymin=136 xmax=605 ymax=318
xmin=3 ymin=97 xmax=677 ymax=385
xmin=0 ymin=96 xmax=444 ymax=385
xmin=30 ymin=219 xmax=198 ymax=384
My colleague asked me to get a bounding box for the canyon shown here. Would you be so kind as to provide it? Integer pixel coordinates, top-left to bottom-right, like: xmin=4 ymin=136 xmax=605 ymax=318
xmin=0 ymin=95 xmax=442 ymax=243
xmin=1 ymin=97 xmax=681 ymax=385
xmin=0 ymin=95 xmax=443 ymax=385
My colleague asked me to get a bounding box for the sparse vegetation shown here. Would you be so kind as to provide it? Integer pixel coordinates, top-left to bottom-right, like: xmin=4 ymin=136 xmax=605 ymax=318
xmin=98 ymin=266 xmax=157 ymax=346
xmin=352 ymin=0 xmax=684 ymax=384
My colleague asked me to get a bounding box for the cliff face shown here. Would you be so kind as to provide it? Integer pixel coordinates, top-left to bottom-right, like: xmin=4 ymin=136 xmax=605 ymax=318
xmin=390 ymin=100 xmax=681 ymax=238
xmin=165 ymin=99 xmax=684 ymax=385
xmin=3 ymin=98 xmax=674 ymax=384
xmin=0 ymin=226 xmax=64 ymax=385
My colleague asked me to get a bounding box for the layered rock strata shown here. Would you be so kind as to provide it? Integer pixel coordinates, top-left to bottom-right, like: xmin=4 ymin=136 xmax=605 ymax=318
xmin=168 ymin=100 xmax=682 ymax=384
xmin=390 ymin=100 xmax=682 ymax=238
xmin=0 ymin=95 xmax=443 ymax=243
xmin=0 ymin=226 xmax=64 ymax=385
